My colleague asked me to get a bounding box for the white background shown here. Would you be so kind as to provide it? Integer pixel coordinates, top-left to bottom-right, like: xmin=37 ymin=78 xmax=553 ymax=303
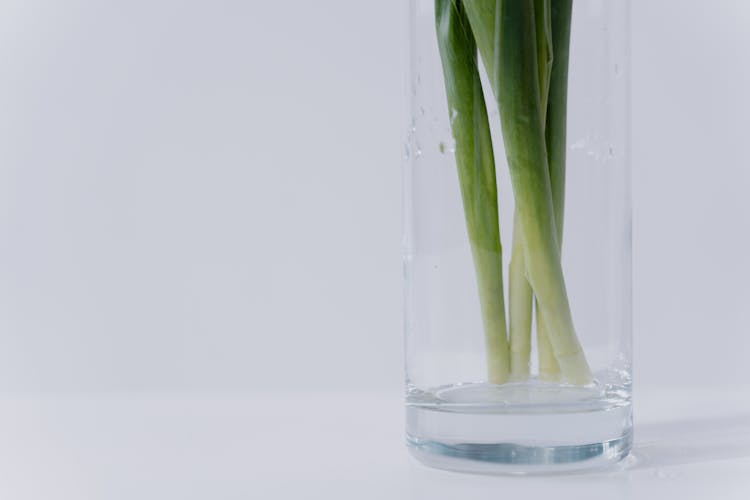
xmin=0 ymin=1 xmax=749 ymax=498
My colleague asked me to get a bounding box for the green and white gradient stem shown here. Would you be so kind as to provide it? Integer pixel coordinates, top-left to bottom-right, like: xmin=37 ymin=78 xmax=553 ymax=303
xmin=508 ymin=217 xmax=533 ymax=380
xmin=509 ymin=0 xmax=553 ymax=380
xmin=463 ymin=0 xmax=591 ymax=385
xmin=537 ymin=0 xmax=573 ymax=381
xmin=435 ymin=0 xmax=510 ymax=384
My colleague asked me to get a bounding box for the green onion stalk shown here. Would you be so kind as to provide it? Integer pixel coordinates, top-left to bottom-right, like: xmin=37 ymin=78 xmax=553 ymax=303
xmin=435 ymin=0 xmax=591 ymax=385
xmin=435 ymin=0 xmax=510 ymax=383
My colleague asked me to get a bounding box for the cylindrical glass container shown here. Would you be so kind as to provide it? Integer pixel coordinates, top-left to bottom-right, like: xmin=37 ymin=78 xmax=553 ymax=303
xmin=404 ymin=0 xmax=631 ymax=473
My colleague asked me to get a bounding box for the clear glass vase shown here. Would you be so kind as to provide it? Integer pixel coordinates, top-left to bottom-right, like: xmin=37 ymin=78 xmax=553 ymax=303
xmin=404 ymin=0 xmax=631 ymax=473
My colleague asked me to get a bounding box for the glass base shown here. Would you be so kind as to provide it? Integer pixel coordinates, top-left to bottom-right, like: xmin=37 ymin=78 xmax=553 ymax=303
xmin=407 ymin=432 xmax=631 ymax=474
xmin=406 ymin=381 xmax=632 ymax=474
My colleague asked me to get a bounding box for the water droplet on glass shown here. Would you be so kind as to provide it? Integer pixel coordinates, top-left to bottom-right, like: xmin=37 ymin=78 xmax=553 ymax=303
xmin=570 ymin=138 xmax=586 ymax=151
xmin=439 ymin=142 xmax=445 ymax=154
xmin=450 ymin=109 xmax=459 ymax=125
xmin=419 ymin=106 xmax=425 ymax=116
xmin=403 ymin=143 xmax=411 ymax=161
xmin=614 ymin=64 xmax=621 ymax=76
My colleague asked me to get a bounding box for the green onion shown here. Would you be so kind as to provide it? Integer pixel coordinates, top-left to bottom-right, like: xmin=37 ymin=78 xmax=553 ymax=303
xmin=537 ymin=0 xmax=573 ymax=380
xmin=435 ymin=0 xmax=510 ymax=383
xmin=446 ymin=0 xmax=593 ymax=385
xmin=508 ymin=0 xmax=553 ymax=381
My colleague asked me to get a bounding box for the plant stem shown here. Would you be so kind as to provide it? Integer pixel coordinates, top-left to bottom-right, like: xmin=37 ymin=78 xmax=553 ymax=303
xmin=509 ymin=0 xmax=553 ymax=381
xmin=435 ymin=0 xmax=510 ymax=384
xmin=536 ymin=317 xmax=561 ymax=379
xmin=534 ymin=0 xmax=553 ymax=110
xmin=509 ymin=214 xmax=532 ymax=379
xmin=463 ymin=0 xmax=591 ymax=385
xmin=537 ymin=0 xmax=573 ymax=381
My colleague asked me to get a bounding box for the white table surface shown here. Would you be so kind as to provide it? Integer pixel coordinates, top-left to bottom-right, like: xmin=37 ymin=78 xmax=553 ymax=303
xmin=0 ymin=387 xmax=748 ymax=499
